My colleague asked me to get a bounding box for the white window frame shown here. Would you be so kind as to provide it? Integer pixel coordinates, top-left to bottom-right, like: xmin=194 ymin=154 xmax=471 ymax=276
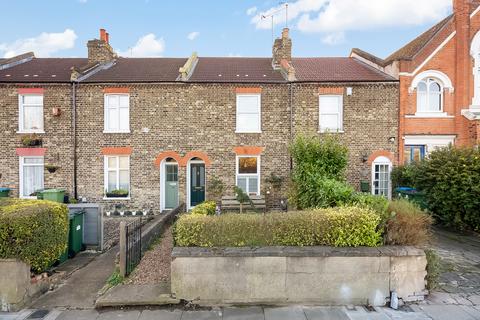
xmin=236 ymin=94 xmax=262 ymax=133
xmin=371 ymin=156 xmax=392 ymax=199
xmin=103 ymin=155 xmax=131 ymax=200
xmin=235 ymin=155 xmax=261 ymax=196
xmin=104 ymin=94 xmax=130 ymax=133
xmin=416 ymin=78 xmax=444 ymax=114
xmin=319 ymin=95 xmax=343 ymax=133
xmin=18 ymin=94 xmax=44 ymax=133
xmin=19 ymin=156 xmax=44 ymax=199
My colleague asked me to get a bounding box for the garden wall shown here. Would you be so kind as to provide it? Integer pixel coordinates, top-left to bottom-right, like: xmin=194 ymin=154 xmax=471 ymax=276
xmin=171 ymin=246 xmax=427 ymax=306
xmin=0 ymin=259 xmax=51 ymax=312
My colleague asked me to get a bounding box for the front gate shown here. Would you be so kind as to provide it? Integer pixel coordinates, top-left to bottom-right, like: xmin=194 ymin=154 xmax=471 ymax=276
xmin=119 ymin=218 xmax=142 ymax=276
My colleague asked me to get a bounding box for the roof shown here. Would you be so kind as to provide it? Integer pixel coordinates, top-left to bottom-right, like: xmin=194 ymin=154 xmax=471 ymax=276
xmin=384 ymin=14 xmax=453 ymax=63
xmin=84 ymin=57 xmax=187 ymax=82
xmin=292 ymin=57 xmax=396 ymax=82
xmin=188 ymin=57 xmax=286 ymax=83
xmin=0 ymin=58 xmax=87 ymax=82
xmin=0 ymin=56 xmax=396 ymax=84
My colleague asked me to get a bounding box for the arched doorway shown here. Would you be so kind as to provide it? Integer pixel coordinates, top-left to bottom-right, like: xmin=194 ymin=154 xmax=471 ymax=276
xmin=160 ymin=157 xmax=179 ymax=212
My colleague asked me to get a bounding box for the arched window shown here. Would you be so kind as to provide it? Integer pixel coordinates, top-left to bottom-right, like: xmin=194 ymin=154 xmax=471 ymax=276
xmin=417 ymin=78 xmax=443 ymax=112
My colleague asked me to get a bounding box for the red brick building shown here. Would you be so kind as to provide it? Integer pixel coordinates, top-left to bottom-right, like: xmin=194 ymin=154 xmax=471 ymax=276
xmin=352 ymin=0 xmax=480 ymax=164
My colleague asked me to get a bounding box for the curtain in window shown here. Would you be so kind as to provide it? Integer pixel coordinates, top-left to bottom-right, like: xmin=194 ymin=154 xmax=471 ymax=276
xmin=22 ymin=160 xmax=44 ymax=197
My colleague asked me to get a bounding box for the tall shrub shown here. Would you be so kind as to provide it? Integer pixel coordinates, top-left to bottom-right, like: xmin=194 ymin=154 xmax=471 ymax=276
xmin=414 ymin=145 xmax=480 ymax=230
xmin=289 ymin=134 xmax=349 ymax=209
xmin=0 ymin=199 xmax=69 ymax=272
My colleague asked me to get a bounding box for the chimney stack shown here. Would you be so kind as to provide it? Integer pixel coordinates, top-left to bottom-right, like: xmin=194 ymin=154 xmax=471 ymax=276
xmin=453 ymin=0 xmax=471 ymax=110
xmin=272 ymin=28 xmax=292 ymax=69
xmin=87 ymin=28 xmax=116 ymax=64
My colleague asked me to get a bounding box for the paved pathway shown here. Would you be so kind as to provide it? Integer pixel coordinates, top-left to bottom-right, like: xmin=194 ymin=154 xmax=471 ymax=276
xmin=29 ymin=247 xmax=117 ymax=309
xmin=2 ymin=305 xmax=480 ymax=320
xmin=427 ymin=227 xmax=480 ymax=306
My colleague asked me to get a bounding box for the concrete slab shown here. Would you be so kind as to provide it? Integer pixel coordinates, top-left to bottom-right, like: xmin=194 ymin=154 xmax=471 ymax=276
xmin=180 ymin=310 xmax=222 ymax=320
xmin=303 ymin=307 xmax=349 ymax=320
xmin=264 ymin=306 xmax=306 ymax=320
xmin=95 ymin=284 xmax=177 ymax=307
xmin=137 ymin=310 xmax=182 ymax=320
xmin=417 ymin=305 xmax=478 ymax=320
xmin=222 ymin=307 xmax=264 ymax=320
xmin=30 ymin=247 xmax=117 ymax=309
xmin=459 ymin=305 xmax=480 ymax=318
xmin=96 ymin=310 xmax=141 ymax=320
xmin=0 ymin=309 xmax=33 ymax=320
xmin=344 ymin=307 xmax=390 ymax=320
xmin=56 ymin=309 xmax=100 ymax=320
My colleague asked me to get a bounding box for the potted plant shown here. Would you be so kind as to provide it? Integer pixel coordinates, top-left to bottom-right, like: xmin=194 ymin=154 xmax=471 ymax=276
xmin=45 ymin=164 xmax=59 ymax=173
xmin=21 ymin=134 xmax=42 ymax=147
xmin=207 ymin=176 xmax=225 ymax=215
xmin=105 ymin=189 xmax=129 ymax=198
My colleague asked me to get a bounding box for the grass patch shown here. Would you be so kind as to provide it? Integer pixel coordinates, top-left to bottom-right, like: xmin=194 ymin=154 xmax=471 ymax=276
xmin=425 ymin=249 xmax=441 ymax=290
xmin=106 ymin=268 xmax=124 ymax=287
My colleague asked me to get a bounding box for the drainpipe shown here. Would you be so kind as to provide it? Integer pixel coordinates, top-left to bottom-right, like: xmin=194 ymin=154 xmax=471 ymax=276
xmin=289 ymin=83 xmax=294 ymax=170
xmin=72 ymin=82 xmax=78 ymax=199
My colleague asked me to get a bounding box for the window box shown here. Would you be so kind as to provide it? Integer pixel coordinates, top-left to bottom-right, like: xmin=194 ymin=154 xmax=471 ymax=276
xmin=105 ymin=189 xmax=129 ymax=198
xmin=21 ymin=134 xmax=42 ymax=147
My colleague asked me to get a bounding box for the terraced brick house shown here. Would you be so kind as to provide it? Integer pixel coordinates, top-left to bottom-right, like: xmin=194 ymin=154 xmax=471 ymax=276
xmin=0 ymin=27 xmax=398 ymax=212
xmin=352 ymin=0 xmax=480 ymax=164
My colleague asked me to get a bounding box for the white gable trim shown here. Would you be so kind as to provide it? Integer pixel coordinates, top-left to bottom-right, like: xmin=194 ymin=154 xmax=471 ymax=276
xmin=399 ymin=31 xmax=456 ymax=77
xmin=410 ymin=70 xmax=454 ymax=93
xmin=471 ymin=5 xmax=480 ymax=18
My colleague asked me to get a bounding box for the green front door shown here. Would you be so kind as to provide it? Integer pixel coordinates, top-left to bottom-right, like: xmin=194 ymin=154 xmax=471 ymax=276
xmin=190 ymin=163 xmax=205 ymax=207
xmin=165 ymin=164 xmax=178 ymax=209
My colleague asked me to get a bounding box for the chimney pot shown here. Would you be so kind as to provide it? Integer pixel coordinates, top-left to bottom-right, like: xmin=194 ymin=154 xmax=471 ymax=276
xmin=105 ymin=32 xmax=110 ymax=44
xmin=282 ymin=28 xmax=289 ymax=39
xmin=100 ymin=29 xmax=107 ymax=42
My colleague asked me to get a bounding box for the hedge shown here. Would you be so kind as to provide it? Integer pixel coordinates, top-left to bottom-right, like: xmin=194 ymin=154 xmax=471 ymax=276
xmin=0 ymin=199 xmax=69 ymax=272
xmin=174 ymin=206 xmax=381 ymax=247
xmin=190 ymin=200 xmax=216 ymax=215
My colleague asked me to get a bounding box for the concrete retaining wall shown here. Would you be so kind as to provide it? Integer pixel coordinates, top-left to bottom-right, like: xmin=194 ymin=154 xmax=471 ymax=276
xmin=0 ymin=259 xmax=50 ymax=312
xmin=171 ymin=246 xmax=427 ymax=306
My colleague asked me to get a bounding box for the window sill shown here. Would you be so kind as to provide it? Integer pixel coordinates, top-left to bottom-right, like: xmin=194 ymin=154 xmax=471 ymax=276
xmin=318 ymin=130 xmax=345 ymax=134
xmin=103 ymin=130 xmax=131 ymax=134
xmin=406 ymin=112 xmax=453 ymax=118
xmin=17 ymin=131 xmax=45 ymax=134
xmin=235 ymin=131 xmax=262 ymax=134
xmin=103 ymin=197 xmax=131 ymax=200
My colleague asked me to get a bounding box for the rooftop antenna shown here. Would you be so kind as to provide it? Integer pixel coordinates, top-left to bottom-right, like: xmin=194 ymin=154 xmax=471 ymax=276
xmin=261 ymin=2 xmax=288 ymax=44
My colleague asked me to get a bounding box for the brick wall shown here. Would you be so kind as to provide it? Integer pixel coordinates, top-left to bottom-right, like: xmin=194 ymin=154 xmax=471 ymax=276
xmin=0 ymin=84 xmax=74 ymax=197
xmin=292 ymin=83 xmax=399 ymax=190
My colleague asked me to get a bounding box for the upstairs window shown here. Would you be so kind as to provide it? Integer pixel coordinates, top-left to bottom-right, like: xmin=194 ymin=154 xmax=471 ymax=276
xmin=20 ymin=156 xmax=44 ymax=198
xmin=319 ymin=95 xmax=343 ymax=132
xmin=236 ymin=156 xmax=260 ymax=195
xmin=236 ymin=94 xmax=261 ymax=133
xmin=404 ymin=145 xmax=426 ymax=164
xmin=104 ymin=94 xmax=130 ymax=133
xmin=104 ymin=155 xmax=130 ymax=198
xmin=417 ymin=78 xmax=442 ymax=113
xmin=19 ymin=94 xmax=43 ymax=132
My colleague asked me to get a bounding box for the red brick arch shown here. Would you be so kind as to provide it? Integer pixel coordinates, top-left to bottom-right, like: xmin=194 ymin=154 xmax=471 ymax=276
xmin=181 ymin=151 xmax=212 ymax=167
xmin=154 ymin=151 xmax=183 ymax=167
xmin=368 ymin=150 xmax=395 ymax=165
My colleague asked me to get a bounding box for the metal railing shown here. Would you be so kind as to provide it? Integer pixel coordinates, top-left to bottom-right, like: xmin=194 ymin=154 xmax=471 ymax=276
xmin=119 ymin=218 xmax=142 ymax=277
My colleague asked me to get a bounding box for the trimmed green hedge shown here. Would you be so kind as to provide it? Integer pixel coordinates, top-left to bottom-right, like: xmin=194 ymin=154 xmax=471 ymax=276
xmin=174 ymin=206 xmax=381 ymax=247
xmin=0 ymin=199 xmax=69 ymax=272
xmin=190 ymin=200 xmax=216 ymax=216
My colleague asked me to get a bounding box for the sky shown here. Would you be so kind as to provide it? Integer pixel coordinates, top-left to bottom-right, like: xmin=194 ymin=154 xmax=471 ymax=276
xmin=0 ymin=0 xmax=453 ymax=59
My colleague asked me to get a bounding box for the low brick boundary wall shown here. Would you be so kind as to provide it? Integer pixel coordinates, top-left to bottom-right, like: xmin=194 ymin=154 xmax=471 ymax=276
xmin=171 ymin=246 xmax=427 ymax=306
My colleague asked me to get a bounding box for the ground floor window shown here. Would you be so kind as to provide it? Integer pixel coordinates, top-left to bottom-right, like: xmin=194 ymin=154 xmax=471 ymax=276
xmin=104 ymin=155 xmax=130 ymax=198
xmin=404 ymin=145 xmax=426 ymax=164
xmin=20 ymin=156 xmax=44 ymax=198
xmin=236 ymin=155 xmax=260 ymax=195
xmin=372 ymin=156 xmax=392 ymax=198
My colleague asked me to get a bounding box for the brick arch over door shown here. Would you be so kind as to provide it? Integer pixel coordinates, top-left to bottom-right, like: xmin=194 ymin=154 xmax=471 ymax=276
xmin=154 ymin=151 xmax=184 ymax=167
xmin=182 ymin=151 xmax=212 ymax=166
xmin=367 ymin=150 xmax=395 ymax=166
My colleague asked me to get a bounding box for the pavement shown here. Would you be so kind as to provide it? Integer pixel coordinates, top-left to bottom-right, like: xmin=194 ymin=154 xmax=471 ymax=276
xmin=29 ymin=247 xmax=117 ymax=309
xmin=2 ymin=305 xmax=480 ymax=320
